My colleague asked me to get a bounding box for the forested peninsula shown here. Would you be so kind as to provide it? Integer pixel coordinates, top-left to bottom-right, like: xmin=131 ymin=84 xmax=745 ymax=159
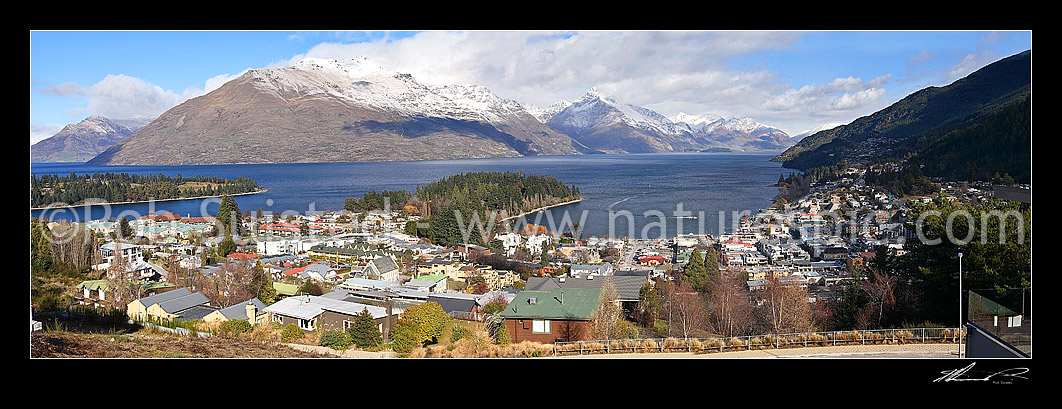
xmin=345 ymin=171 xmax=581 ymax=247
xmin=31 ymin=172 xmax=264 ymax=209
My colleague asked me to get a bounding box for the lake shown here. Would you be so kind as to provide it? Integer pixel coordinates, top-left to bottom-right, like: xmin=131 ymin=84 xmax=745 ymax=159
xmin=30 ymin=152 xmax=793 ymax=239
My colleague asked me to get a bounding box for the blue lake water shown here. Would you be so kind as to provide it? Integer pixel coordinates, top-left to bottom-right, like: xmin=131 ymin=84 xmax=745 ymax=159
xmin=30 ymin=152 xmax=793 ymax=239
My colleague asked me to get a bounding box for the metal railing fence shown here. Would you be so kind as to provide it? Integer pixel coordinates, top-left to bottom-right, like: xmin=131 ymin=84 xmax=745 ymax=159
xmin=553 ymin=327 xmax=964 ymax=356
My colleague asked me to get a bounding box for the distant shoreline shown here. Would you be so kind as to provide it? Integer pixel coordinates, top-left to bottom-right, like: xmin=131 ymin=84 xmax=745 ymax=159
xmin=30 ymin=189 xmax=269 ymax=211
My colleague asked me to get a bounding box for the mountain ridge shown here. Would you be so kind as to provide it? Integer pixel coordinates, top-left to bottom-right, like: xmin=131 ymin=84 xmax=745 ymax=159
xmin=30 ymin=115 xmax=152 ymax=163
xmin=772 ymin=49 xmax=1031 ymax=181
xmin=86 ymin=57 xmax=592 ymax=166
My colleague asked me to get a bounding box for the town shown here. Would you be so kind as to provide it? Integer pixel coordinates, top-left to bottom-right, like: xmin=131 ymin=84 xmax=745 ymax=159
xmin=31 ymin=165 xmax=1030 ymax=358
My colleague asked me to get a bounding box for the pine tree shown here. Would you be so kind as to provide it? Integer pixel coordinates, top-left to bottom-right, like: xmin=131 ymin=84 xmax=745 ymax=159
xmin=348 ymin=308 xmax=384 ymax=349
xmin=682 ymin=248 xmax=709 ymax=292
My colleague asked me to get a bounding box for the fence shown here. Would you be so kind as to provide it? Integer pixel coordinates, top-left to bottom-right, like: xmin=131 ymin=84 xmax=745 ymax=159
xmin=553 ymin=327 xmax=963 ymax=357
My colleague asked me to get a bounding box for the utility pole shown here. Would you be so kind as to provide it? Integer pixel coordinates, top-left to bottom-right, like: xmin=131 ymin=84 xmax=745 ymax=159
xmin=958 ymin=251 xmax=964 ymax=358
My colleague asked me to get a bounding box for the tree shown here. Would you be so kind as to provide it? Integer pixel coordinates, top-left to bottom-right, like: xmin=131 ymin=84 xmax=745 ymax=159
xmin=297 ymin=281 xmax=324 ymax=296
xmin=757 ymin=275 xmax=815 ymax=334
xmin=589 ymin=278 xmax=623 ymax=340
xmin=663 ymin=280 xmax=708 ymax=339
xmin=390 ymin=301 xmax=451 ymax=356
xmin=480 ymin=293 xmax=509 ymax=315
xmin=250 ymin=259 xmax=277 ymax=304
xmin=218 ymin=235 xmax=237 ymax=257
xmin=681 ymin=248 xmax=709 ymax=291
xmin=636 ymin=282 xmax=662 ymax=328
xmin=707 ymin=272 xmax=755 ymax=337
xmin=342 ymin=309 xmax=378 ymax=349
xmin=118 ymin=216 xmax=133 ymax=240
xmin=216 ymin=194 xmax=242 ymax=237
xmin=859 ymin=269 xmax=897 ymax=329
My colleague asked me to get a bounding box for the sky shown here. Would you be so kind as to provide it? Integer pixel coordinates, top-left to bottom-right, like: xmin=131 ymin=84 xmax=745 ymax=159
xmin=29 ymin=30 xmax=1032 ymax=145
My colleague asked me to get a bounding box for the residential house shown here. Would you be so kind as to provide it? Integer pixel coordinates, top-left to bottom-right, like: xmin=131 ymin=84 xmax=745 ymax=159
xmin=428 ymin=292 xmax=482 ymax=321
xmin=264 ymin=294 xmax=396 ymax=338
xmin=202 ymin=297 xmax=267 ymax=326
xmin=403 ymin=273 xmax=448 ymax=293
xmin=76 ymin=279 xmax=175 ymax=310
xmin=300 ymin=262 xmax=339 ymax=282
xmin=418 ymin=257 xmax=464 ymax=278
xmin=127 ymin=287 xmax=216 ymax=322
xmin=524 ymin=273 xmax=650 ymax=318
xmin=569 ymin=263 xmax=614 ymax=277
xmin=499 ymin=287 xmax=600 ymax=344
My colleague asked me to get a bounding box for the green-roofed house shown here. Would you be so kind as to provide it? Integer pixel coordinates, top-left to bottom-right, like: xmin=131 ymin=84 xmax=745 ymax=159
xmin=273 ymin=281 xmax=300 ymax=299
xmin=499 ymin=287 xmax=600 ymax=344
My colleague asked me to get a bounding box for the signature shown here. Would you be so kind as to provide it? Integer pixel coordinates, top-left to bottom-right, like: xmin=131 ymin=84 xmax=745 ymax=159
xmin=934 ymin=362 xmax=1029 ymax=383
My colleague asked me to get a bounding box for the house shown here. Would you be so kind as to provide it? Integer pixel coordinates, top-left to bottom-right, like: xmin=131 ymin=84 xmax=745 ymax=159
xmin=76 ymin=279 xmax=175 ymax=310
xmin=404 ymin=273 xmax=448 ymax=293
xmin=428 ymin=293 xmax=482 ymax=321
xmin=499 ymin=287 xmax=600 ymax=344
xmin=264 ymin=294 xmax=396 ymax=337
xmin=126 ymin=287 xmax=215 ymax=322
xmin=202 ymin=297 xmax=267 ymax=326
xmin=570 ymin=263 xmax=614 ymax=277
xmin=358 ymin=256 xmax=401 ymax=283
xmin=524 ymin=273 xmax=649 ymax=317
xmin=273 ymin=281 xmax=300 ymax=299
xmin=300 ymin=262 xmax=339 ymax=282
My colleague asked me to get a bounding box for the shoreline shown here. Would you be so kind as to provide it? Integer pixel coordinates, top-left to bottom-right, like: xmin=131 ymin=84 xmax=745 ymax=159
xmin=30 ymin=189 xmax=269 ymax=211
xmin=501 ymin=198 xmax=584 ymax=222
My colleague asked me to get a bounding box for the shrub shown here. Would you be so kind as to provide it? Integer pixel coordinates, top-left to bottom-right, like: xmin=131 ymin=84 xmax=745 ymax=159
xmin=281 ymin=323 xmax=303 ymax=343
xmin=319 ymin=330 xmax=353 ymax=350
xmin=219 ymin=319 xmax=252 ymax=336
xmin=390 ymin=302 xmax=451 ymax=356
xmin=493 ymin=322 xmax=511 ymax=347
xmin=449 ymin=322 xmax=473 ymax=343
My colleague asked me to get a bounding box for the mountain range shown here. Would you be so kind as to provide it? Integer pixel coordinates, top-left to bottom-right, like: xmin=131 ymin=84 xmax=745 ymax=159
xmin=773 ymin=50 xmax=1031 ymax=183
xmin=31 ymin=56 xmax=796 ymax=165
xmin=29 ymin=115 xmax=152 ymax=163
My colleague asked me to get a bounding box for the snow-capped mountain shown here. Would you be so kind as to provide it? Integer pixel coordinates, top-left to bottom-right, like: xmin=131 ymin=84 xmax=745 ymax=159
xmin=31 ymin=115 xmax=153 ymax=163
xmin=790 ymin=123 xmax=844 ymax=141
xmin=88 ymin=57 xmax=591 ymax=165
xmin=541 ymin=89 xmax=794 ymax=153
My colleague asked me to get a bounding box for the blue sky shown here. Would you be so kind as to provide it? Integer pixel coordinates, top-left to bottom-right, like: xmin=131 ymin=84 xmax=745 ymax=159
xmin=29 ymin=30 xmax=1032 ymax=144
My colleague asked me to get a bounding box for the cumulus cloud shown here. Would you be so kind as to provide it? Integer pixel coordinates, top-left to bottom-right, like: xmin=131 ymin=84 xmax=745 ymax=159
xmin=291 ymin=30 xmax=805 ymax=112
xmin=41 ymin=74 xmax=189 ymax=120
xmin=280 ymin=30 xmax=906 ymax=134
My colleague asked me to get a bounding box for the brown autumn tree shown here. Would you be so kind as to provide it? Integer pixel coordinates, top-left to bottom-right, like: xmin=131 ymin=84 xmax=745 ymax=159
xmin=857 ymin=269 xmax=897 ymax=329
xmin=663 ymin=280 xmax=709 ymax=339
xmin=756 ymin=275 xmax=815 ymax=334
xmin=589 ymin=278 xmax=623 ymax=341
xmin=707 ymin=272 xmax=755 ymax=337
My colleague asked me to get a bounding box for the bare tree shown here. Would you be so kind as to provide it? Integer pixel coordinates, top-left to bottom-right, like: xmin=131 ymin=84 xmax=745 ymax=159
xmin=589 ymin=278 xmax=622 ymax=340
xmin=47 ymin=221 xmax=97 ymax=271
xmin=106 ymin=241 xmax=139 ymax=307
xmin=664 ymin=280 xmax=708 ymax=339
xmin=859 ymin=269 xmax=897 ymax=329
xmin=757 ymin=275 xmax=814 ymax=334
xmin=707 ymin=272 xmax=755 ymax=337
xmin=203 ymin=259 xmax=258 ymax=308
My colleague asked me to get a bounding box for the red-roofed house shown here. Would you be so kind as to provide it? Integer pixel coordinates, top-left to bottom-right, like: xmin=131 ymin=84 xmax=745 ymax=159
xmin=227 ymin=252 xmax=260 ymax=262
xmin=258 ymin=222 xmax=302 ymax=236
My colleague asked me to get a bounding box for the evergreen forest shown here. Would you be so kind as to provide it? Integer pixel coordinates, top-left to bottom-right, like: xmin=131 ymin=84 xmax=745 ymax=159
xmin=31 ymin=172 xmax=262 ymax=208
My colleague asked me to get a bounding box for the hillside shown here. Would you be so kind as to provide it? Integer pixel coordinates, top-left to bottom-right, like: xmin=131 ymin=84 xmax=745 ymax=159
xmin=30 ymin=116 xmax=152 ymax=163
xmin=772 ymin=50 xmax=1031 ymax=182
xmin=86 ymin=58 xmax=591 ymax=166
